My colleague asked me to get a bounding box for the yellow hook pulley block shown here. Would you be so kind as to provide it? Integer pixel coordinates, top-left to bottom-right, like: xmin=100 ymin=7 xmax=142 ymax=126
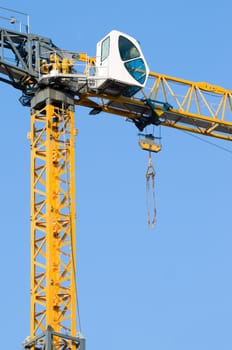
xmin=138 ymin=133 xmax=161 ymax=153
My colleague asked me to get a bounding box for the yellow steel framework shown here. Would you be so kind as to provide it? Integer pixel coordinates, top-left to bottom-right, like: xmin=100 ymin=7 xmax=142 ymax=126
xmin=1 ymin=24 xmax=231 ymax=350
xmin=75 ymin=67 xmax=232 ymax=141
xmin=24 ymin=55 xmax=232 ymax=350
xmin=147 ymin=72 xmax=232 ymax=139
xmin=29 ymin=89 xmax=78 ymax=344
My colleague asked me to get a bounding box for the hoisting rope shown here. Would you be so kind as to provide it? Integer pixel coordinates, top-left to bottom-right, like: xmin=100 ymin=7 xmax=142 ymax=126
xmin=146 ymin=152 xmax=157 ymax=228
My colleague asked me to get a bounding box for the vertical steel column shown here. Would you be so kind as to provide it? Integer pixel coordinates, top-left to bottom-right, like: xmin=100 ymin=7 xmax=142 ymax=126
xmin=29 ymin=89 xmax=78 ymax=347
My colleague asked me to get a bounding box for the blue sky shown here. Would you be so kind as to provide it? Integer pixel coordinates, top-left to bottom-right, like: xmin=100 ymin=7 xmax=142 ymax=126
xmin=0 ymin=1 xmax=231 ymax=350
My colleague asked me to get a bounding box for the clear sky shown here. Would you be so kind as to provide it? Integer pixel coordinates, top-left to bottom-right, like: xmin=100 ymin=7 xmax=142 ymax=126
xmin=0 ymin=1 xmax=231 ymax=350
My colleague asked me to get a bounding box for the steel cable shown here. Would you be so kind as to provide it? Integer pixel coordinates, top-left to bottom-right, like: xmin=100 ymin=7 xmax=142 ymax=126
xmin=146 ymin=153 xmax=156 ymax=228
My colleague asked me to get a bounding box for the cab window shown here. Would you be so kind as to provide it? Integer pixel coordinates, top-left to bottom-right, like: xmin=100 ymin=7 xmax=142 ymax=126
xmin=101 ymin=36 xmax=110 ymax=62
xmin=119 ymin=35 xmax=140 ymax=61
xmin=124 ymin=58 xmax=146 ymax=84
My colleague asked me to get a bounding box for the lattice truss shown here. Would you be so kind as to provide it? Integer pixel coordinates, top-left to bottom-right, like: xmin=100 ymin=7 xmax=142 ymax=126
xmin=76 ymin=71 xmax=232 ymax=140
xmin=30 ymin=104 xmax=77 ymax=337
xmin=145 ymin=72 xmax=232 ymax=122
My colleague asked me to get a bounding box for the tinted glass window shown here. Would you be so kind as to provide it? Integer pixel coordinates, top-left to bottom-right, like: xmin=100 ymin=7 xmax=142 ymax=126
xmin=124 ymin=58 xmax=146 ymax=84
xmin=119 ymin=36 xmax=140 ymax=61
xmin=101 ymin=36 xmax=110 ymax=61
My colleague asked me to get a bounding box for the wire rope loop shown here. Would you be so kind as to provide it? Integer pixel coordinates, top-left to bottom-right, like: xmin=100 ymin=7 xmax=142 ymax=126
xmin=146 ymin=154 xmax=156 ymax=228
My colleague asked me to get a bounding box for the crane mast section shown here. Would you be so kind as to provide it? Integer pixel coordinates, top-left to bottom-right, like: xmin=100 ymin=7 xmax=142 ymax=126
xmin=29 ymin=89 xmax=77 ymax=341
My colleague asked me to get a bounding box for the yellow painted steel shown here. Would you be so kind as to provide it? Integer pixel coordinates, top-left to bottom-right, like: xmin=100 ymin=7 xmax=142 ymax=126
xmin=38 ymin=52 xmax=232 ymax=141
xmin=30 ymin=103 xmax=77 ymax=339
xmin=138 ymin=139 xmax=161 ymax=153
xmin=73 ymin=61 xmax=232 ymax=141
xmin=146 ymin=72 xmax=232 ymax=137
xmin=0 ymin=27 xmax=230 ymax=350
xmin=27 ymin=54 xmax=232 ymax=347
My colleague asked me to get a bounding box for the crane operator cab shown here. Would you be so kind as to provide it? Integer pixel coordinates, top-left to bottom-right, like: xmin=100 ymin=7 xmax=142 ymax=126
xmin=94 ymin=30 xmax=149 ymax=97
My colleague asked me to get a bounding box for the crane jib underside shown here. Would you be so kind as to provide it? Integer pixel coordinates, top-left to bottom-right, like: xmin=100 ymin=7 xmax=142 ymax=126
xmin=74 ymin=90 xmax=232 ymax=141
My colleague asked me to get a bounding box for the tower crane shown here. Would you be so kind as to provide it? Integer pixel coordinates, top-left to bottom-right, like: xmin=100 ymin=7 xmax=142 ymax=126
xmin=0 ymin=11 xmax=232 ymax=350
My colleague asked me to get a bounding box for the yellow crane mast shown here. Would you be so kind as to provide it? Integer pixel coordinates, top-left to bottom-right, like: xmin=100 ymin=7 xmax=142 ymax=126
xmin=29 ymin=92 xmax=78 ymax=344
xmin=0 ymin=13 xmax=231 ymax=350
